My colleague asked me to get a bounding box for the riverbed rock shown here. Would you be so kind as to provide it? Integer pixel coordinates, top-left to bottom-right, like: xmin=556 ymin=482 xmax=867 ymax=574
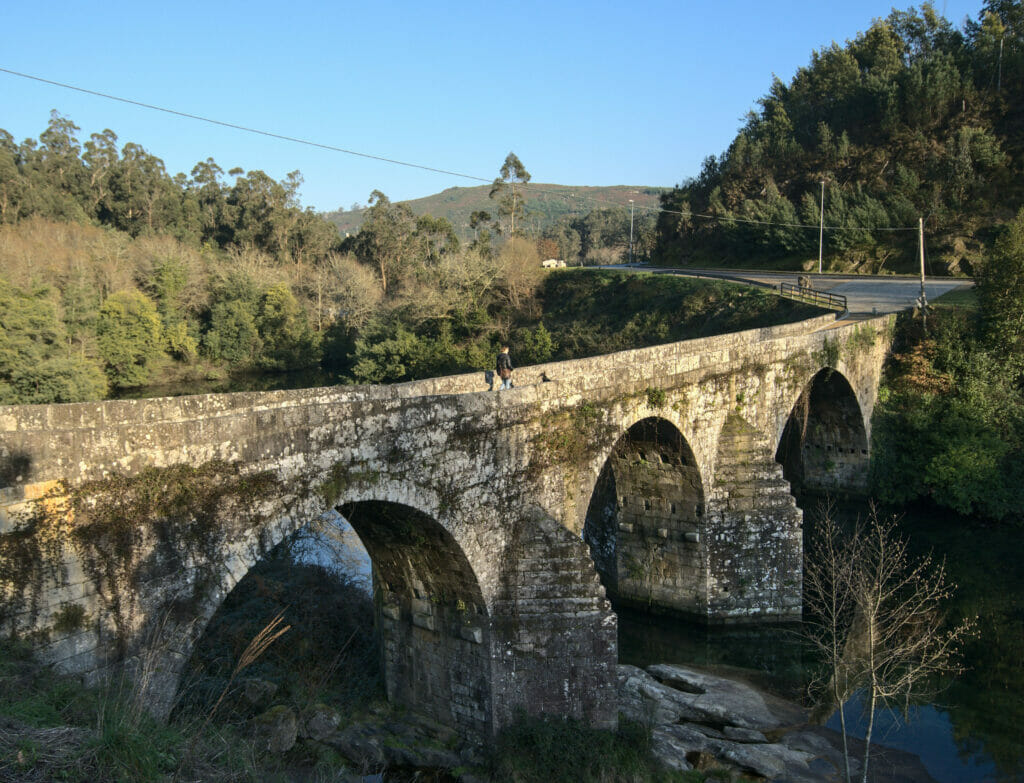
xmin=323 ymin=710 xmax=462 ymax=773
xmin=645 ymin=663 xmax=806 ymax=729
xmin=618 ymin=663 xmax=938 ymax=783
xmin=252 ymin=704 xmax=298 ymax=753
xmin=238 ymin=677 xmax=278 ymax=710
xmin=299 ymin=702 xmax=341 ymax=741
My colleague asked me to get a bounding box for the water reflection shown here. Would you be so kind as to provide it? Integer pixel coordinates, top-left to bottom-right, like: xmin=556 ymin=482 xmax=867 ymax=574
xmin=617 ymin=503 xmax=1024 ymax=783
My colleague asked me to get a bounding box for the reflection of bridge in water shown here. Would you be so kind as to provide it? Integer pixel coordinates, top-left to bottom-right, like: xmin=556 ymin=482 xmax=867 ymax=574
xmin=0 ymin=311 xmax=892 ymax=741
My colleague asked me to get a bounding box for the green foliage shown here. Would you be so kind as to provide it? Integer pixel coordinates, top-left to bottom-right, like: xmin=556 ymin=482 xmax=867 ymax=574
xmin=254 ymin=283 xmax=320 ymax=371
xmin=203 ymin=298 xmax=260 ymax=365
xmin=489 ymin=713 xmax=693 ymax=783
xmin=0 ymin=638 xmax=187 ymax=782
xmin=870 ymin=308 xmax=1024 ymax=522
xmin=652 ymin=4 xmax=1022 ymax=272
xmin=349 ymin=318 xmax=462 ymax=383
xmin=514 ymin=321 xmax=557 ymax=365
xmin=813 ymin=337 xmax=841 ymax=369
xmin=0 ymin=280 xmax=108 ymax=404
xmin=537 ymin=269 xmax=821 ymax=359
xmin=976 ymin=208 xmax=1024 ymax=367
xmin=96 ymin=290 xmax=163 ymax=388
xmin=646 ymin=387 xmax=667 ymax=408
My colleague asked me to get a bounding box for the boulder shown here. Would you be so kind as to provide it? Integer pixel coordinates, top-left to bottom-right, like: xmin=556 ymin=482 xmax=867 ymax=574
xmin=645 ymin=663 xmax=805 ymax=730
xmin=619 ymin=663 xmax=937 ymax=783
xmin=252 ymin=705 xmax=297 ymax=754
xmin=300 ymin=702 xmax=341 ymax=741
xmin=238 ymin=677 xmax=278 ymax=710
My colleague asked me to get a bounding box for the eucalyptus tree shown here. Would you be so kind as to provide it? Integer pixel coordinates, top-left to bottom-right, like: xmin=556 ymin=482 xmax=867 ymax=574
xmin=352 ymin=190 xmax=420 ymax=297
xmin=489 ymin=152 xmax=531 ymax=236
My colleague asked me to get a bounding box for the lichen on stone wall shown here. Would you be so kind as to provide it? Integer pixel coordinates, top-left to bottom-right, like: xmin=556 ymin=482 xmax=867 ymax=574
xmin=529 ymin=399 xmax=617 ymax=474
xmin=0 ymin=460 xmax=282 ymax=652
xmin=0 ymin=484 xmax=72 ymax=635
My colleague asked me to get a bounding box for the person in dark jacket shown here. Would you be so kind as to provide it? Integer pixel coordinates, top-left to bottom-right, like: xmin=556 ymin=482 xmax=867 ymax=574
xmin=496 ymin=345 xmax=513 ymax=390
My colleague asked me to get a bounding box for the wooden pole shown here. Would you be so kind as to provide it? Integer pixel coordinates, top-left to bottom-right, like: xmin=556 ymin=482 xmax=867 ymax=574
xmin=919 ymin=217 xmax=928 ymax=332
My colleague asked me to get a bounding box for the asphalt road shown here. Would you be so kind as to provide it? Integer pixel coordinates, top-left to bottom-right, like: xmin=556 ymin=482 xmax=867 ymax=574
xmin=625 ymin=266 xmax=974 ymax=316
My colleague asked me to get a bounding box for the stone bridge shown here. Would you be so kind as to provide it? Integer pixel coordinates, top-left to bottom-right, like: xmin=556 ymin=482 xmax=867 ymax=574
xmin=0 ymin=312 xmax=892 ymax=741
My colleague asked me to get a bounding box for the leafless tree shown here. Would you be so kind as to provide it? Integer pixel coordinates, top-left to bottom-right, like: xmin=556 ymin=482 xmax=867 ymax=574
xmin=804 ymin=502 xmax=976 ymax=783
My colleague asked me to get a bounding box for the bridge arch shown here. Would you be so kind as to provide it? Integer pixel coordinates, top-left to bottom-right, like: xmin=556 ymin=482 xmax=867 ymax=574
xmin=172 ymin=490 xmax=495 ymax=740
xmin=775 ymin=367 xmax=870 ymax=496
xmin=582 ymin=415 xmax=707 ymax=616
xmin=337 ymin=499 xmax=493 ymax=738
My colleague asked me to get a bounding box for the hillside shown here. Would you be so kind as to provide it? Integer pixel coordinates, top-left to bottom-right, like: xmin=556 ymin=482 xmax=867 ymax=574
xmin=323 ymin=184 xmax=665 ymax=240
xmin=652 ymin=1 xmax=1024 ymax=276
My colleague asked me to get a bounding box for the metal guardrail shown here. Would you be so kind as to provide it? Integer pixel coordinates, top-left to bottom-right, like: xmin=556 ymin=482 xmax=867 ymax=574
xmin=779 ymin=282 xmax=848 ymax=312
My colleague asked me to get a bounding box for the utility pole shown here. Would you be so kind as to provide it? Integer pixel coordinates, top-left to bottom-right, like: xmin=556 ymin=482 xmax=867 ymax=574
xmin=629 ymin=199 xmax=635 ymax=265
xmin=818 ymin=181 xmax=825 ymax=275
xmin=917 ymin=217 xmax=929 ymax=332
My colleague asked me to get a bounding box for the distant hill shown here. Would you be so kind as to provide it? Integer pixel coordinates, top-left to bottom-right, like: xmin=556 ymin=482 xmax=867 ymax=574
xmin=322 ymin=184 xmax=666 ymax=239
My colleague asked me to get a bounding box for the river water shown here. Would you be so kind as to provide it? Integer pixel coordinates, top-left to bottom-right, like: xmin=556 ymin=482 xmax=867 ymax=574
xmin=619 ymin=502 xmax=1024 ymax=783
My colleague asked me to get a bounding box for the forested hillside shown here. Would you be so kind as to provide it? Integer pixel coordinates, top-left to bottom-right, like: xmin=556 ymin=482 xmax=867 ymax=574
xmin=0 ymin=113 xmax=813 ymax=404
xmin=653 ymin=0 xmax=1023 ymax=274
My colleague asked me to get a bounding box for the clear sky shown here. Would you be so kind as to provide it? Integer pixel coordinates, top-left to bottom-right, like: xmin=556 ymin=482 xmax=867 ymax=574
xmin=2 ymin=0 xmax=983 ymax=213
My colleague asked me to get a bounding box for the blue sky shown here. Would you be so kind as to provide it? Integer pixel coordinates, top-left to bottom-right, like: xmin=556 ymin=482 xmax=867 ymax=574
xmin=2 ymin=0 xmax=983 ymax=212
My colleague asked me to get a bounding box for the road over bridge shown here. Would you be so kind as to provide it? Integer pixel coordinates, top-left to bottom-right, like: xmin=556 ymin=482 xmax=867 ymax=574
xmin=633 ymin=266 xmax=973 ymax=315
xmin=0 ymin=312 xmax=892 ymax=740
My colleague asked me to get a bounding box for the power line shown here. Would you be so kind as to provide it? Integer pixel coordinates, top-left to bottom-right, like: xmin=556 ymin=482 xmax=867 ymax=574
xmin=0 ymin=67 xmax=493 ymax=186
xmin=0 ymin=66 xmax=922 ymax=235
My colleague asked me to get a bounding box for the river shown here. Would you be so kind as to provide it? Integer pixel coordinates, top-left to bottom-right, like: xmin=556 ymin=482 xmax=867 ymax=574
xmin=619 ymin=501 xmax=1024 ymax=783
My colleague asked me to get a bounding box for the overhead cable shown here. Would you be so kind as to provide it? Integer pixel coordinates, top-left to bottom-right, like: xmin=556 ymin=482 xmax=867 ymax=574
xmin=0 ymin=66 xmax=924 ymax=234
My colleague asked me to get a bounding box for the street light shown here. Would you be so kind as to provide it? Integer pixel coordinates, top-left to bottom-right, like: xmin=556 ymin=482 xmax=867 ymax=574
xmin=628 ymin=199 xmax=635 ymax=265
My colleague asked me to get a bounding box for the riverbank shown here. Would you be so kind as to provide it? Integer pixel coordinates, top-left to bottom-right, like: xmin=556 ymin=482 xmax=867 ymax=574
xmin=0 ymin=647 xmax=939 ymax=782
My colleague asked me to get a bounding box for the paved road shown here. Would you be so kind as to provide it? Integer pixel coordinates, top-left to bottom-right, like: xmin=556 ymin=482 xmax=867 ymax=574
xmin=626 ymin=266 xmax=974 ymax=316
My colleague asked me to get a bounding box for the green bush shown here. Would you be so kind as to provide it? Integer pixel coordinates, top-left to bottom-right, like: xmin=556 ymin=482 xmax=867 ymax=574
xmin=96 ymin=290 xmax=164 ymax=388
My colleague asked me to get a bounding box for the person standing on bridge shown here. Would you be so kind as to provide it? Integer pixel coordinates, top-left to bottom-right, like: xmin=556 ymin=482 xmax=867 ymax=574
xmin=496 ymin=345 xmax=513 ymax=390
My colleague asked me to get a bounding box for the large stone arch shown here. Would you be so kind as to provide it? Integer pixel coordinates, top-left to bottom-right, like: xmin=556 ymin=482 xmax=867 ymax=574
xmin=337 ymin=499 xmax=493 ymax=739
xmin=160 ymin=481 xmax=495 ymax=739
xmin=775 ymin=367 xmax=870 ymax=496
xmin=582 ymin=415 xmax=708 ymax=617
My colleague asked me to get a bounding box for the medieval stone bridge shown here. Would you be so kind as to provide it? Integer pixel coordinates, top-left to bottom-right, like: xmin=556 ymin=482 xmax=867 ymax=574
xmin=0 ymin=312 xmax=892 ymax=741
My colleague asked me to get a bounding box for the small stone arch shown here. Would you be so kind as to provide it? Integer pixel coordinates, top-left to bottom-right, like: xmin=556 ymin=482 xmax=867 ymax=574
xmin=775 ymin=367 xmax=870 ymax=496
xmin=582 ymin=416 xmax=707 ymax=616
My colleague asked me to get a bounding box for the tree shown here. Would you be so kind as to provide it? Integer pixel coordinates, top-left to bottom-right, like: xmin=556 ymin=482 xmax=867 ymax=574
xmin=489 ymin=152 xmax=531 ymax=236
xmin=497 ymin=236 xmax=542 ymax=311
xmin=353 ymin=190 xmax=419 ymax=297
xmin=255 ymin=282 xmax=320 ymax=370
xmin=0 ymin=279 xmax=107 ymax=404
xmin=96 ymin=289 xmax=164 ymax=387
xmin=804 ymin=505 xmax=975 ymax=783
xmin=977 ymin=207 xmax=1024 ymax=364
xmin=469 ymin=209 xmax=494 ymax=256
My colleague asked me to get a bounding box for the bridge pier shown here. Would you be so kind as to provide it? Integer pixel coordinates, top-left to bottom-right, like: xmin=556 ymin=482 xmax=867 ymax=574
xmin=704 ymin=414 xmax=802 ymax=622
